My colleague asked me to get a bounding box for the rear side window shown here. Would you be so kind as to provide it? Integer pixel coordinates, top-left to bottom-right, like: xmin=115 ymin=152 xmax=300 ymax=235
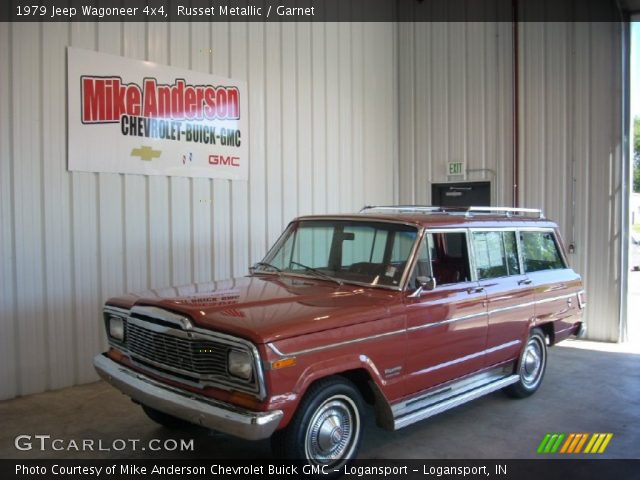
xmin=520 ymin=231 xmax=566 ymax=272
xmin=472 ymin=231 xmax=521 ymax=280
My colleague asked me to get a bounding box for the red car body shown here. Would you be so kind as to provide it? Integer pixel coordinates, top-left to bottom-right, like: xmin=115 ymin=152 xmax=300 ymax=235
xmin=95 ymin=207 xmax=585 ymax=465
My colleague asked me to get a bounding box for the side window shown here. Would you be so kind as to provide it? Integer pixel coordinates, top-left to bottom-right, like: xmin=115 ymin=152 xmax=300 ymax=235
xmin=472 ymin=231 xmax=508 ymax=279
xmin=503 ymin=231 xmax=521 ymax=275
xmin=408 ymin=234 xmax=433 ymax=287
xmin=521 ymin=231 xmax=566 ymax=273
xmin=472 ymin=231 xmax=521 ymax=280
xmin=430 ymin=232 xmax=471 ymax=285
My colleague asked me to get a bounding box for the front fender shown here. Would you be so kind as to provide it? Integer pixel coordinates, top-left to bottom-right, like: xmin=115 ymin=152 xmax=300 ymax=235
xmin=270 ymin=352 xmax=392 ymax=430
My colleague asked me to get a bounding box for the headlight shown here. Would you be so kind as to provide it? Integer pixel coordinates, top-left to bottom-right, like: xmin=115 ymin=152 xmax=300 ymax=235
xmin=228 ymin=350 xmax=253 ymax=380
xmin=108 ymin=316 xmax=125 ymax=341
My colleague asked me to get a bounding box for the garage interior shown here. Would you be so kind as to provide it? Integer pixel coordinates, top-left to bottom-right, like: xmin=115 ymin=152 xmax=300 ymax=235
xmin=1 ymin=1 xmax=639 ymax=461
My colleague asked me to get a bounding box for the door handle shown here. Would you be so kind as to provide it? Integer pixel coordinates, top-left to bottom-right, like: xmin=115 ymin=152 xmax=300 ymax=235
xmin=467 ymin=287 xmax=485 ymax=294
xmin=518 ymin=279 xmax=532 ymax=286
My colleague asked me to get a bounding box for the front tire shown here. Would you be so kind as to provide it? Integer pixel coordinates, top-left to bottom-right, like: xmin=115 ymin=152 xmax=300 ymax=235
xmin=272 ymin=377 xmax=363 ymax=470
xmin=504 ymin=328 xmax=547 ymax=398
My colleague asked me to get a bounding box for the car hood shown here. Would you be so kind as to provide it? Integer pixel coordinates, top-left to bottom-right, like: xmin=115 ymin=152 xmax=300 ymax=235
xmin=106 ymin=275 xmax=401 ymax=344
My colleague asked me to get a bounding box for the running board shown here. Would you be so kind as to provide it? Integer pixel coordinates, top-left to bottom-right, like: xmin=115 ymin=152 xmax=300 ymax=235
xmin=392 ymin=373 xmax=519 ymax=430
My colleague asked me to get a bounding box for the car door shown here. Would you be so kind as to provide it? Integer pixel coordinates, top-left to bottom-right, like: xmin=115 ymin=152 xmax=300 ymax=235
xmin=470 ymin=229 xmax=535 ymax=366
xmin=403 ymin=230 xmax=488 ymax=396
xmin=520 ymin=229 xmax=582 ymax=342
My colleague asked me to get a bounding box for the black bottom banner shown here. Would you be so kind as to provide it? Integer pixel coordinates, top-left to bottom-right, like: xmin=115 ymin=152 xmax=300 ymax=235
xmin=5 ymin=459 xmax=640 ymax=480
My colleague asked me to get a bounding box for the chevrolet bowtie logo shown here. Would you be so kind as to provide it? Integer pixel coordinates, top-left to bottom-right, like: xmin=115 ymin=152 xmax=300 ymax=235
xmin=131 ymin=146 xmax=161 ymax=161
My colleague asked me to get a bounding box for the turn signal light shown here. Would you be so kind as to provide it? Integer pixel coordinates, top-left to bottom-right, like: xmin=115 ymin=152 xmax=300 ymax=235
xmin=271 ymin=357 xmax=297 ymax=369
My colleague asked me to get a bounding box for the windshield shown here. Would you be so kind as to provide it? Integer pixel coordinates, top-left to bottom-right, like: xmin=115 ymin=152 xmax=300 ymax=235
xmin=256 ymin=220 xmax=420 ymax=288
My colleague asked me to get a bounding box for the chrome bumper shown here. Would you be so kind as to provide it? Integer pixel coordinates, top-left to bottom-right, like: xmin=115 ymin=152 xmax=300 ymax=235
xmin=93 ymin=354 xmax=283 ymax=441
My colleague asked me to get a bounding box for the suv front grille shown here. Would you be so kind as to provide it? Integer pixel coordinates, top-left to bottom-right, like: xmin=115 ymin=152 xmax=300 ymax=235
xmin=109 ymin=309 xmax=262 ymax=397
xmin=126 ymin=322 xmax=229 ymax=378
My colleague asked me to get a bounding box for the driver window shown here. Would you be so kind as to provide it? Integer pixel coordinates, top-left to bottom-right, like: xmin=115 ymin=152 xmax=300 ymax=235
xmin=428 ymin=232 xmax=471 ymax=285
xmin=409 ymin=231 xmax=472 ymax=287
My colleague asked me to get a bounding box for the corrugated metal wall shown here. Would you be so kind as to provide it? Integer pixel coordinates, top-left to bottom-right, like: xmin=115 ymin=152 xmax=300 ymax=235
xmin=398 ymin=20 xmax=624 ymax=342
xmin=519 ymin=21 xmax=623 ymax=342
xmin=0 ymin=21 xmax=398 ymax=400
xmin=398 ymin=21 xmax=515 ymax=206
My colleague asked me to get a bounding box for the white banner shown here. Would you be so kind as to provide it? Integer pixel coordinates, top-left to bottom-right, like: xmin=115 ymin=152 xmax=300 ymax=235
xmin=68 ymin=47 xmax=248 ymax=180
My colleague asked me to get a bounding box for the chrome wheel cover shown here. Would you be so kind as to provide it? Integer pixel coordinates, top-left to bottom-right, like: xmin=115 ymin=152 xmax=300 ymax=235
xmin=520 ymin=335 xmax=545 ymax=389
xmin=304 ymin=394 xmax=360 ymax=466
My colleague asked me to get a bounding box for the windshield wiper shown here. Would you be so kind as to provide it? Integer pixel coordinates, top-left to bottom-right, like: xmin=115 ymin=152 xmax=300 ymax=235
xmin=289 ymin=261 xmax=343 ymax=286
xmin=251 ymin=261 xmax=282 ymax=273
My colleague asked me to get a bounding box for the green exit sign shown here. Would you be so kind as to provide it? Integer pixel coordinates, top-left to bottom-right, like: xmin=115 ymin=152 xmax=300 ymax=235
xmin=448 ymin=162 xmax=465 ymax=176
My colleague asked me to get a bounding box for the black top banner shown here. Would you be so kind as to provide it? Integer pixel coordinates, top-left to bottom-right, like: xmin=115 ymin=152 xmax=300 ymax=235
xmin=0 ymin=0 xmax=628 ymax=23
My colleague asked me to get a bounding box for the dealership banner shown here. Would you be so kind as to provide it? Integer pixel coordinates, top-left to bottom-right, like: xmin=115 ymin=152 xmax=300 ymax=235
xmin=4 ymin=459 xmax=640 ymax=480
xmin=68 ymin=47 xmax=248 ymax=180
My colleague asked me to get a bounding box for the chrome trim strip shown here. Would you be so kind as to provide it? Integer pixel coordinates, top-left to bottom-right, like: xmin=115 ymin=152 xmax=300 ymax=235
xmin=400 ymin=227 xmax=427 ymax=292
xmin=407 ymin=311 xmax=486 ymax=332
xmin=267 ymin=343 xmax=287 ymax=357
xmin=488 ymin=301 xmax=536 ymax=315
xmin=268 ymin=292 xmax=577 ymax=358
xmin=488 ymin=292 xmax=576 ymax=316
xmin=411 ymin=340 xmax=521 ymax=376
xmin=577 ymin=290 xmax=586 ymax=309
xmin=94 ymin=354 xmax=282 ymax=441
xmin=554 ymin=325 xmax=576 ymax=335
xmin=535 ymin=292 xmax=575 ymax=304
xmin=267 ymin=328 xmax=406 ymax=357
xmin=104 ymin=305 xmax=130 ymax=317
xmin=131 ymin=305 xmax=189 ymax=327
xmin=393 ymin=374 xmax=520 ymax=430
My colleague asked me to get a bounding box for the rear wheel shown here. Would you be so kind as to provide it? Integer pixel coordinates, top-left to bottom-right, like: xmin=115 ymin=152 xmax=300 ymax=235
xmin=271 ymin=377 xmax=363 ymax=471
xmin=504 ymin=328 xmax=547 ymax=398
xmin=141 ymin=405 xmax=193 ymax=429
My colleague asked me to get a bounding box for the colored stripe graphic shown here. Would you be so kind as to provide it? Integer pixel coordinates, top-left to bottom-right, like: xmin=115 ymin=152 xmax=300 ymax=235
xmin=539 ymin=433 xmax=612 ymax=454
xmin=537 ymin=433 xmax=565 ymax=453
xmin=537 ymin=434 xmax=552 ymax=453
xmin=560 ymin=433 xmax=575 ymax=453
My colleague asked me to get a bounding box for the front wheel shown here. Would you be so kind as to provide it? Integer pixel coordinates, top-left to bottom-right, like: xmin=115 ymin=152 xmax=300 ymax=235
xmin=504 ymin=328 xmax=547 ymax=398
xmin=271 ymin=377 xmax=363 ymax=471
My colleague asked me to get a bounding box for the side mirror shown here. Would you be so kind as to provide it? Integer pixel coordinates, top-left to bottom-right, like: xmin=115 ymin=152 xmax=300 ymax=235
xmin=409 ymin=276 xmax=436 ymax=297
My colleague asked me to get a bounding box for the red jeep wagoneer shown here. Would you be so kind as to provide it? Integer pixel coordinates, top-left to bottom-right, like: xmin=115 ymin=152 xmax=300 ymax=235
xmin=95 ymin=206 xmax=586 ymax=468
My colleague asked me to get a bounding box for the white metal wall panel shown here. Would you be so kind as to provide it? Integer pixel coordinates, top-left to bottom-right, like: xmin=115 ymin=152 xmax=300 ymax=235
xmin=519 ymin=22 xmax=623 ymax=342
xmin=398 ymin=21 xmax=514 ymax=206
xmin=398 ymin=20 xmax=623 ymax=342
xmin=0 ymin=20 xmax=397 ymax=400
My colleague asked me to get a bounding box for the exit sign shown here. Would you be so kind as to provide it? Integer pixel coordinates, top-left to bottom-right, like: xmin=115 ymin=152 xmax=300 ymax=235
xmin=448 ymin=161 xmax=465 ymax=176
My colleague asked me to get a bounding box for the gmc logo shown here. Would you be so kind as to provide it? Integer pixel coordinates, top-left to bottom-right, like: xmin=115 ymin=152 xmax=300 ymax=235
xmin=209 ymin=155 xmax=240 ymax=167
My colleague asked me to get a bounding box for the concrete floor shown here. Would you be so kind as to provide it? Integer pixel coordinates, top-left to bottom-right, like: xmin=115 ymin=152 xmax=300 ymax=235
xmin=1 ymin=339 xmax=639 ymax=460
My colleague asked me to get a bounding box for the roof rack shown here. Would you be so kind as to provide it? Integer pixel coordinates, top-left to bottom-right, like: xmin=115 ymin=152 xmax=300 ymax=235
xmin=360 ymin=205 xmax=545 ymax=219
xmin=360 ymin=205 xmax=450 ymax=214
xmin=465 ymin=207 xmax=545 ymax=219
